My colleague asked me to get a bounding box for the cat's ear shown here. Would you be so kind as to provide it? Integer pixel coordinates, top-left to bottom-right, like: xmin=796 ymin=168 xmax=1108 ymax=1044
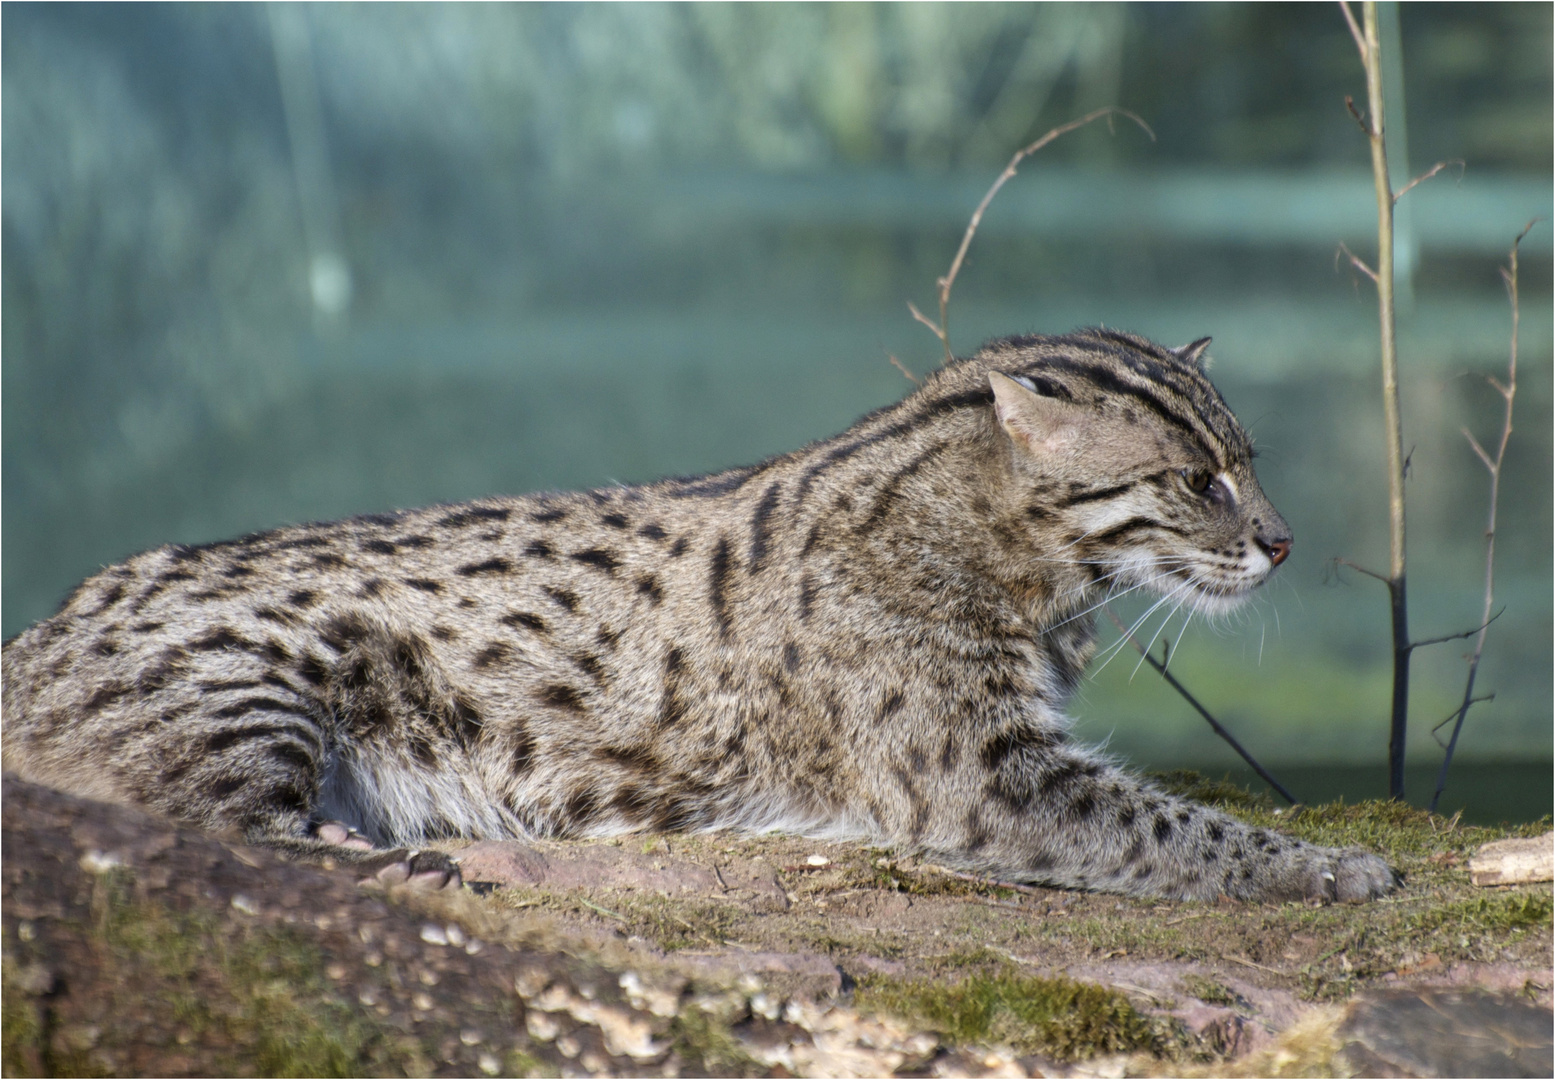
xmin=989 ymin=371 xmax=1083 ymax=456
xmin=1173 ymin=337 xmax=1212 ymax=369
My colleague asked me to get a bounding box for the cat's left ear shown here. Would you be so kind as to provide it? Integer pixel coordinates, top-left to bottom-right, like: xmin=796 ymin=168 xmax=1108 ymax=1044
xmin=989 ymin=371 xmax=1084 ymax=456
xmin=1173 ymin=337 xmax=1212 ymax=370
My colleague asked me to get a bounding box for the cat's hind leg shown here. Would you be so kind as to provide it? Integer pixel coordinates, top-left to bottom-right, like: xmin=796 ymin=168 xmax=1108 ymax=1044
xmin=15 ymin=638 xmax=460 ymax=889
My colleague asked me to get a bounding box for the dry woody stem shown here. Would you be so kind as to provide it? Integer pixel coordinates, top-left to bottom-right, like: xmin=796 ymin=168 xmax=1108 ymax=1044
xmin=1340 ymin=0 xmax=1410 ymax=799
xmin=1429 ymin=224 xmax=1534 ymax=813
xmin=909 ymin=106 xmax=1154 ymax=365
xmin=1104 ymin=610 xmax=1298 ymax=806
xmin=1339 ymin=2 xmax=1507 ymax=803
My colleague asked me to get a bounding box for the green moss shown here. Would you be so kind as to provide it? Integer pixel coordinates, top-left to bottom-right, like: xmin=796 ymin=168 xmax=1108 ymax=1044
xmin=2 ymin=959 xmax=49 ymax=1077
xmin=856 ymin=966 xmax=1165 ymax=1060
xmin=7 ymin=872 xmax=394 ymax=1077
xmin=666 ymin=1007 xmax=764 ymax=1076
xmin=1177 ymin=974 xmax=1238 ymax=1007
xmin=618 ymin=897 xmax=743 ymax=951
xmin=102 ymin=899 xmax=381 ymax=1076
xmin=1407 ymin=891 xmax=1553 ymax=935
xmin=505 ymin=1047 xmax=558 ymax=1077
xmin=1149 ymin=769 xmax=1275 ymax=812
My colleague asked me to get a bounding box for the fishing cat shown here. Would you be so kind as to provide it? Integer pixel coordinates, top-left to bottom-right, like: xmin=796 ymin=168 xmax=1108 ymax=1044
xmin=2 ymin=329 xmax=1397 ymax=901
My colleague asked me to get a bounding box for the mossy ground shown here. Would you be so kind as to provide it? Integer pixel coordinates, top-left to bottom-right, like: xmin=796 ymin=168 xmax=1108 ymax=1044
xmin=854 ymin=965 xmax=1167 ymax=1060
xmin=436 ymin=772 xmax=1550 ymax=1066
xmin=3 ymin=870 xmax=407 ymax=1077
xmin=6 ymin=773 xmax=1549 ymax=1075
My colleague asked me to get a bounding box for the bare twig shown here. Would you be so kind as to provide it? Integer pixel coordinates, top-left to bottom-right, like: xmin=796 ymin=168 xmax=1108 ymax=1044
xmin=1335 ymin=242 xmax=1379 ymax=283
xmin=905 ymin=301 xmax=948 ymax=353
xmin=577 ymin=897 xmax=626 ymax=922
xmin=1339 ymin=1 xmax=1367 ymax=60
xmin=1461 ymin=429 xmax=1496 ymax=471
xmin=1333 ymin=557 xmax=1389 ymax=584
xmin=913 ymin=106 xmax=1155 ymax=364
xmin=887 ymin=354 xmax=921 ymax=385
xmin=932 ymin=867 xmax=1046 ymax=897
xmin=1409 ymin=609 xmax=1503 ymax=651
xmin=1341 ymin=1 xmax=1412 ymax=800
xmin=1344 ymin=95 xmax=1371 ymax=137
xmin=1104 ymin=610 xmax=1298 ymax=805
xmin=1430 ymin=695 xmax=1494 ymax=743
xmin=1224 ymin=953 xmax=1289 ymax=977
xmin=1393 ymin=159 xmax=1464 ymax=204
xmin=1429 ymin=222 xmax=1536 ymax=812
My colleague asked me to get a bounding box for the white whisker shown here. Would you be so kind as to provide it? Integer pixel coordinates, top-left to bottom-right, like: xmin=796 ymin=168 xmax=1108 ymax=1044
xmin=1167 ymin=608 xmax=1194 ymax=669
xmin=1091 ymin=583 xmax=1192 ymax=675
xmin=1050 ymin=566 xmax=1189 ymax=633
xmin=1130 ymin=597 xmax=1186 ymax=681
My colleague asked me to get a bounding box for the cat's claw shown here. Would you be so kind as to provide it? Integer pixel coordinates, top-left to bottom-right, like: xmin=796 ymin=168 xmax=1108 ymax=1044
xmin=360 ymin=849 xmax=463 ymax=891
xmin=1301 ymin=848 xmax=1399 ymax=902
xmin=313 ymin=820 xmax=376 ymax=851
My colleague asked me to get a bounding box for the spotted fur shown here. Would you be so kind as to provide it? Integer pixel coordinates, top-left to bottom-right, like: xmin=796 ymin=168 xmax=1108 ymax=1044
xmin=2 ymin=330 xmax=1396 ymax=901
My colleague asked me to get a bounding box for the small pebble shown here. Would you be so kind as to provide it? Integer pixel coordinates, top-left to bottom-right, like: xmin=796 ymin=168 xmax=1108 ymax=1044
xmin=79 ymin=850 xmax=122 ymax=875
xmin=806 ymin=854 xmax=831 ymax=867
xmin=526 ymin=1012 xmax=560 ymax=1041
xmin=230 ymin=894 xmax=259 ymax=916
xmin=420 ymin=923 xmax=449 ymax=946
xmin=477 ymin=1052 xmax=500 ymax=1076
xmin=460 ymin=1029 xmax=483 ymax=1046
xmin=413 ymin=992 xmax=434 ymax=1011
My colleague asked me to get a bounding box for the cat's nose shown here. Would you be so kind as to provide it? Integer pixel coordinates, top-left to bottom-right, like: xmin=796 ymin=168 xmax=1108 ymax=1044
xmin=1257 ymin=536 xmax=1291 ymax=567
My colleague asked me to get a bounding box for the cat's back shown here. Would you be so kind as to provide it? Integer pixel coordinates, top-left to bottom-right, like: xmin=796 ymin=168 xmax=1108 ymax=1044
xmin=0 ymin=488 xmax=709 ymax=772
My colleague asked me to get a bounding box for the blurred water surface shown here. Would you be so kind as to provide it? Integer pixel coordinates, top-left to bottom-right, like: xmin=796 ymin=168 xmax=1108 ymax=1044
xmin=4 ymin=4 xmax=1550 ymax=813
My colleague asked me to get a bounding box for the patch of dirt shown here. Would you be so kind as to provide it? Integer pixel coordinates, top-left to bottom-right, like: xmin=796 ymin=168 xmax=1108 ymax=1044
xmin=4 ymin=776 xmax=1550 ymax=1077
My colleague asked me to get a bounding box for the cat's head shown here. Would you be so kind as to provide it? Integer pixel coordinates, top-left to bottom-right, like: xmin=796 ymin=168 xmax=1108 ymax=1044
xmin=986 ymin=330 xmax=1290 ymax=616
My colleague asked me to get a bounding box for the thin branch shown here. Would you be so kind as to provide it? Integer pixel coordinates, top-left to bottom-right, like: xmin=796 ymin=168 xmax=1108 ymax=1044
xmin=1344 ymin=95 xmax=1371 ymax=137
xmin=906 ymin=301 xmax=948 ymax=351
xmin=1408 ymin=608 xmax=1504 ymax=650
xmin=888 ymin=354 xmax=921 ymax=386
xmin=1430 ymin=695 xmax=1494 ymax=741
xmin=1333 ymin=557 xmax=1389 ymax=584
xmin=1429 ymin=223 xmax=1535 ymax=811
xmin=1393 ymin=159 xmax=1464 ymax=204
xmin=1339 ymin=1 xmax=1368 ymax=63
xmin=913 ymin=106 xmax=1155 ymax=364
xmin=1343 ymin=1 xmax=1411 ymax=801
xmin=1104 ymin=610 xmax=1298 ymax=805
xmin=1461 ymin=428 xmax=1495 ymax=472
xmin=1335 ymin=242 xmax=1378 ymax=283
xmin=931 ymin=867 xmax=1046 ymax=897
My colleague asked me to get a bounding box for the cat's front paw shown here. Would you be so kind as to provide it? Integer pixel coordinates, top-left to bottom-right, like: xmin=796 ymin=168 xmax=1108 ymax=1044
xmin=1278 ymin=847 xmax=1399 ymax=903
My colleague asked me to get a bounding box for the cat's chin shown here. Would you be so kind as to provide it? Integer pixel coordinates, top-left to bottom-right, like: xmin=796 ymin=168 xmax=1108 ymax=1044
xmin=1176 ymin=577 xmax=1264 ymax=617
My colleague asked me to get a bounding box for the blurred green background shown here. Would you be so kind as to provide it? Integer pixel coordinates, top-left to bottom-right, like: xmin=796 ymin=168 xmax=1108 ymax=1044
xmin=4 ymin=3 xmax=1550 ymax=820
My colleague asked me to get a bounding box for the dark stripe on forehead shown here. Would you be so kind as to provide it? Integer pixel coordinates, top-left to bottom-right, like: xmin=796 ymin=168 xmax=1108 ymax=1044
xmin=1036 ymin=356 xmax=1229 ymax=464
xmin=1074 ymin=327 xmax=1178 ymax=361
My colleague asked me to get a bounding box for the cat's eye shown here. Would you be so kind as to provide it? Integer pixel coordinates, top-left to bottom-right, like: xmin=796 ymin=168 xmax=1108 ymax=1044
xmin=1183 ymin=470 xmax=1213 ymax=494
